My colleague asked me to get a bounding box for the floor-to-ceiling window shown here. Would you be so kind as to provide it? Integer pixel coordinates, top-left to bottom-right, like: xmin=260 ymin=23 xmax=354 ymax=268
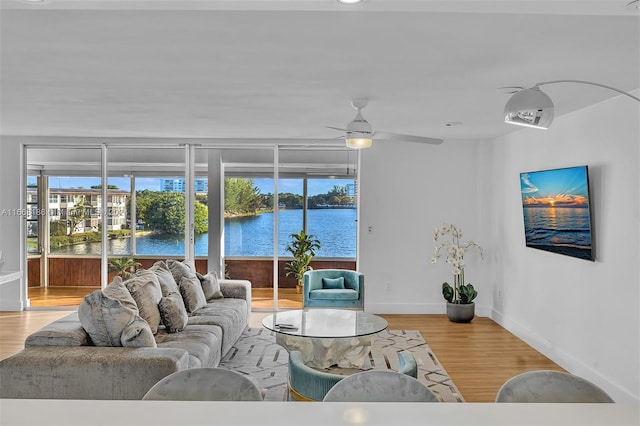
xmin=24 ymin=143 xmax=358 ymax=310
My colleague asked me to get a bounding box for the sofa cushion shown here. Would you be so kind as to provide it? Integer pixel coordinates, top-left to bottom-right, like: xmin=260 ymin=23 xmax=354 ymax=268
xmin=158 ymin=292 xmax=189 ymax=333
xmin=189 ymin=298 xmax=248 ymax=356
xmin=120 ymin=317 xmax=157 ymax=348
xmin=103 ymin=276 xmax=139 ymax=314
xmin=322 ymin=277 xmax=345 ymax=289
xmin=150 ymin=260 xmax=180 ymax=297
xmin=309 ymin=289 xmax=359 ymax=301
xmin=197 ymin=271 xmax=224 ymax=300
xmin=179 ymin=275 xmax=208 ymax=314
xmin=167 ymin=259 xmax=197 ymax=286
xmin=155 ymin=324 xmax=223 ymax=368
xmin=78 ymin=290 xmax=154 ymax=347
xmin=124 ymin=270 xmax=163 ymax=334
xmin=25 ymin=312 xmax=90 ymax=347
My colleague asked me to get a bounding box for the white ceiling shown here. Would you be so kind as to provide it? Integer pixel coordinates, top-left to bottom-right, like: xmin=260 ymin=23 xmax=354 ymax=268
xmin=1 ymin=0 xmax=639 ymax=146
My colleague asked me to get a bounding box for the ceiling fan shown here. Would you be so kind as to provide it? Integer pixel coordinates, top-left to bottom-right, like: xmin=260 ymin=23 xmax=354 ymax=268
xmin=327 ymin=99 xmax=444 ymax=149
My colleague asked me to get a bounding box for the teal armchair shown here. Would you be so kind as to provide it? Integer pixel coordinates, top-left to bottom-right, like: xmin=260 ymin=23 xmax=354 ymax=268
xmin=302 ymin=269 xmax=364 ymax=309
xmin=288 ymin=350 xmax=417 ymax=401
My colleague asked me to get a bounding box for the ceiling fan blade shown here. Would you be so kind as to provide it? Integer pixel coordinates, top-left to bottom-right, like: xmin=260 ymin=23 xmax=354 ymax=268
xmin=374 ymin=131 xmax=443 ymax=145
xmin=326 ymin=126 xmax=348 ymax=132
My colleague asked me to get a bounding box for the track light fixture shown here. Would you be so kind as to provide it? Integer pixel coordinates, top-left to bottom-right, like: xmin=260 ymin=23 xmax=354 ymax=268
xmin=504 ymin=80 xmax=640 ymax=130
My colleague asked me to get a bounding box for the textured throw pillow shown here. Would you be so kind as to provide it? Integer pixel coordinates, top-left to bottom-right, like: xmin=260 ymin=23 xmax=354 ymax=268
xmin=121 ymin=317 xmax=157 ymax=347
xmin=322 ymin=277 xmax=345 ymax=289
xmin=78 ymin=290 xmax=139 ymax=347
xmin=150 ymin=260 xmax=180 ymax=297
xmin=197 ymin=271 xmax=224 ymax=300
xmin=103 ymin=276 xmax=139 ymax=314
xmin=167 ymin=259 xmax=197 ymax=287
xmin=179 ymin=275 xmax=207 ymax=314
xmin=158 ymin=292 xmax=189 ymax=333
xmin=124 ymin=270 xmax=163 ymax=334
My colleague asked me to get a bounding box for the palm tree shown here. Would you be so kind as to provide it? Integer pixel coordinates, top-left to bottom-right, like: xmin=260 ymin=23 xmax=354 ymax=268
xmin=285 ymin=230 xmax=321 ymax=292
xmin=108 ymin=256 xmax=141 ymax=279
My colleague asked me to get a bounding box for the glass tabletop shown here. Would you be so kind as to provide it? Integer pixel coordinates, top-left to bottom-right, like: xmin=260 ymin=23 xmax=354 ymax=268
xmin=261 ymin=309 xmax=388 ymax=339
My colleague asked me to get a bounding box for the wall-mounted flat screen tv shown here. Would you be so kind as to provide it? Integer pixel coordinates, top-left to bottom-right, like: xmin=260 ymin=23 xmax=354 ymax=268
xmin=520 ymin=165 xmax=594 ymax=261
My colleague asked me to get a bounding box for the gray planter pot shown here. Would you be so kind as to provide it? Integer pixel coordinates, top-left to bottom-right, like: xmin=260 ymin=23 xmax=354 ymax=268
xmin=446 ymin=302 xmax=475 ymax=323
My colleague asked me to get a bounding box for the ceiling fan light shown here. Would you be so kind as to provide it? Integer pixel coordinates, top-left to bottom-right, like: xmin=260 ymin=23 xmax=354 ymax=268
xmin=504 ymin=87 xmax=555 ymax=129
xmin=345 ymin=137 xmax=373 ymax=149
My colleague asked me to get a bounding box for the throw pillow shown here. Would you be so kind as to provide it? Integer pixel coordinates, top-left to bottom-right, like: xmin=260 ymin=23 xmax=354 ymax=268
xmin=124 ymin=270 xmax=163 ymax=334
xmin=158 ymin=292 xmax=189 ymax=333
xmin=149 ymin=260 xmax=180 ymax=297
xmin=179 ymin=275 xmax=207 ymax=314
xmin=103 ymin=276 xmax=139 ymax=314
xmin=78 ymin=290 xmax=139 ymax=347
xmin=196 ymin=271 xmax=224 ymax=300
xmin=322 ymin=277 xmax=345 ymax=289
xmin=120 ymin=317 xmax=157 ymax=347
xmin=167 ymin=259 xmax=197 ymax=287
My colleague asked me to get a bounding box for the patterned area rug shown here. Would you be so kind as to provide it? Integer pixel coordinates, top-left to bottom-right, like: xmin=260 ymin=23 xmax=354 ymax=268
xmin=219 ymin=328 xmax=464 ymax=402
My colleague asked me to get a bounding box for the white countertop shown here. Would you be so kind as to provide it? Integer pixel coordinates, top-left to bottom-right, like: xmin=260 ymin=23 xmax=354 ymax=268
xmin=1 ymin=400 xmax=638 ymax=426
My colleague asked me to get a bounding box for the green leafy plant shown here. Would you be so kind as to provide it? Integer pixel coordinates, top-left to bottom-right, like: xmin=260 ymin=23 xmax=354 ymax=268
xmin=285 ymin=230 xmax=321 ymax=288
xmin=108 ymin=256 xmax=141 ymax=279
xmin=431 ymin=223 xmax=483 ymax=304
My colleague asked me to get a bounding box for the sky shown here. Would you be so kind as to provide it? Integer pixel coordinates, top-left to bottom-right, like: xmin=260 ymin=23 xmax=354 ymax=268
xmin=33 ymin=176 xmax=354 ymax=196
xmin=520 ymin=166 xmax=589 ymax=207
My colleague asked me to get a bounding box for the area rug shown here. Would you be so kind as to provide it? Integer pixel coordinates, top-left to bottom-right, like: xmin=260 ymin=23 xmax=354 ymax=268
xmin=219 ymin=328 xmax=464 ymax=402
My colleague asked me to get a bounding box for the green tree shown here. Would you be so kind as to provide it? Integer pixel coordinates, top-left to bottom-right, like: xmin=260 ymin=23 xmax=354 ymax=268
xmin=135 ymin=189 xmax=156 ymax=223
xmin=144 ymin=193 xmax=185 ymax=234
xmin=279 ymin=193 xmax=303 ymax=209
xmin=67 ymin=196 xmax=88 ymax=236
xmin=224 ymin=178 xmax=261 ymax=214
xmin=90 ymin=184 xmax=119 ymax=190
xmin=194 ymin=201 xmax=208 ymax=234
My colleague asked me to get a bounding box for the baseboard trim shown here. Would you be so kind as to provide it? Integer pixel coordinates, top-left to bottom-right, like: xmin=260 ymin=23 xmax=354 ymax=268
xmin=0 ymin=297 xmax=25 ymax=311
xmin=366 ymin=302 xmax=491 ymax=317
xmin=490 ymin=308 xmax=639 ymax=403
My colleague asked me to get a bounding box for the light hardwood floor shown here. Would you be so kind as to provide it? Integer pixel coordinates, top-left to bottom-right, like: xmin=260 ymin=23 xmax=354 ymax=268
xmin=1 ymin=290 xmax=564 ymax=403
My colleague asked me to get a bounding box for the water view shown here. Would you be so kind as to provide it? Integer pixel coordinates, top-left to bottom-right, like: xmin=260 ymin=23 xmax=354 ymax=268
xmin=522 ymin=207 xmax=592 ymax=260
xmin=50 ymin=209 xmax=357 ymax=258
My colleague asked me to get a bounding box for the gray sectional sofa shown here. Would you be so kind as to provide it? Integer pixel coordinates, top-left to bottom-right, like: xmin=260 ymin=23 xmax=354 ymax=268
xmin=0 ymin=260 xmax=252 ymax=400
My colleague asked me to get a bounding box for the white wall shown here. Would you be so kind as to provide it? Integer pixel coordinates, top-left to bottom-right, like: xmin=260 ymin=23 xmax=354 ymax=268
xmin=0 ymin=137 xmax=27 ymax=310
xmin=358 ymin=91 xmax=639 ymax=402
xmin=485 ymin=91 xmax=640 ymax=403
xmin=359 ymin=138 xmax=492 ymax=316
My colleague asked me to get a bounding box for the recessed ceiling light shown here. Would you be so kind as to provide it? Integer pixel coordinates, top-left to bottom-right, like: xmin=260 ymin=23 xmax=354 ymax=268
xmin=337 ymin=0 xmax=363 ymax=4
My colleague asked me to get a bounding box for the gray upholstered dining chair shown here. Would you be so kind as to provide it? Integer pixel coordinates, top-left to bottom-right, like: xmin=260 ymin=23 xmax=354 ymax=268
xmin=142 ymin=367 xmax=264 ymax=401
xmin=322 ymin=369 xmax=439 ymax=402
xmin=495 ymin=370 xmax=614 ymax=403
xmin=288 ymin=350 xmax=419 ymax=401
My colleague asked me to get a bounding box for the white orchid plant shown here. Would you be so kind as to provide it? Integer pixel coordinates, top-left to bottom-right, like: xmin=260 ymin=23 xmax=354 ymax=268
xmin=430 ymin=223 xmax=484 ymax=304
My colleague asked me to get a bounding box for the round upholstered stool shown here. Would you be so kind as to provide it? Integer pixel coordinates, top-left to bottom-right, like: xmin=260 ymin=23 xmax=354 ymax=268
xmin=495 ymin=370 xmax=614 ymax=403
xmin=143 ymin=367 xmax=263 ymax=401
xmin=322 ymin=370 xmax=439 ymax=402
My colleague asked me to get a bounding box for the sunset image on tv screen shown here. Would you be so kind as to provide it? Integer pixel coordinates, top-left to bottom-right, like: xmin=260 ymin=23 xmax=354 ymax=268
xmin=520 ymin=165 xmax=593 ymax=261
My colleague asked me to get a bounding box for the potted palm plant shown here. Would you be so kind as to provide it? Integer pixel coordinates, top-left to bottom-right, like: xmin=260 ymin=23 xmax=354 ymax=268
xmin=285 ymin=230 xmax=321 ymax=293
xmin=108 ymin=256 xmax=141 ymax=280
xmin=430 ymin=223 xmax=484 ymax=322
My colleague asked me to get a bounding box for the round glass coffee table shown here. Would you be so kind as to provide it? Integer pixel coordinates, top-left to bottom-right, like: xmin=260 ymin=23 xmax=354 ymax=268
xmin=262 ymin=309 xmax=388 ymax=369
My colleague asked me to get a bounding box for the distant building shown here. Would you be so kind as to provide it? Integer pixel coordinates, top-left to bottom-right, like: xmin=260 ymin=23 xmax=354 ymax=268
xmin=38 ymin=188 xmax=129 ymax=234
xmin=160 ymin=178 xmax=208 ymax=193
